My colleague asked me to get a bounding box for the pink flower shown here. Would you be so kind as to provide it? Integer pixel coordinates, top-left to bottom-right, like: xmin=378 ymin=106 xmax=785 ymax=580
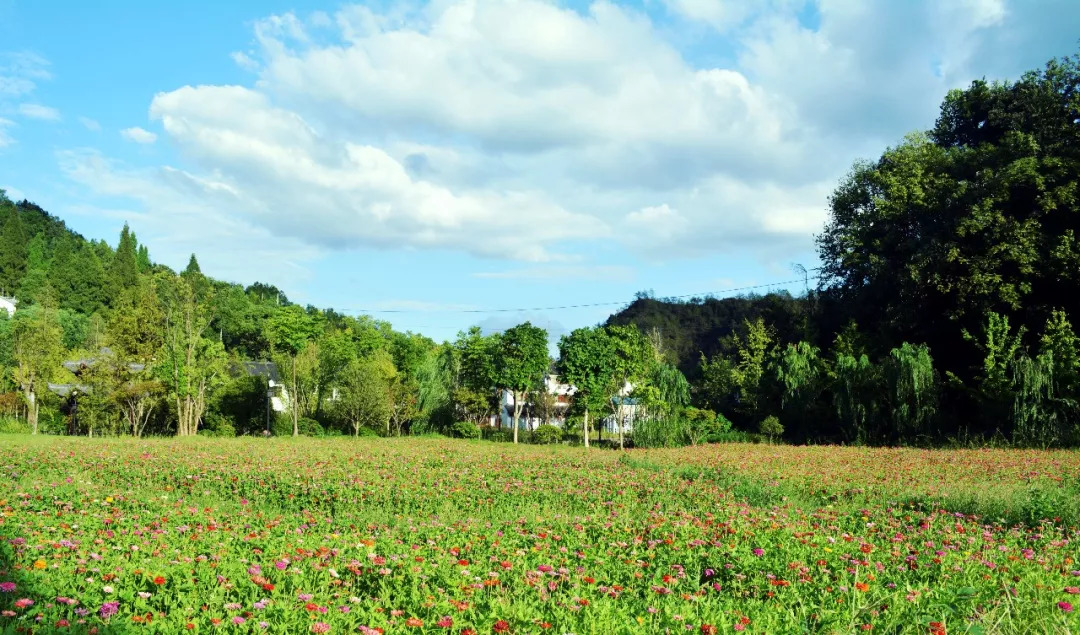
xmin=1059 ymin=601 xmax=1074 ymax=613
xmin=437 ymin=616 xmax=453 ymax=628
xmin=275 ymin=560 xmax=289 ymax=570
xmin=1065 ymin=587 xmax=1080 ymax=595
xmin=298 ymin=593 xmax=314 ymax=601
xmin=734 ymin=625 xmax=745 ymax=632
xmin=752 ymin=548 xmax=765 ymax=557
xmin=0 ymin=583 xmax=14 ymax=593
xmin=233 ymin=617 xmax=247 ymax=625
xmin=311 ymin=623 xmax=331 ymax=633
xmin=14 ymin=598 xmax=33 ymax=610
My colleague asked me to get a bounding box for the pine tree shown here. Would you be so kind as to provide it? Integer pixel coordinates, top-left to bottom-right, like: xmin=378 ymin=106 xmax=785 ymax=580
xmin=0 ymin=205 xmax=28 ymax=295
xmin=183 ymin=254 xmax=201 ymax=277
xmin=16 ymin=232 xmax=50 ymax=306
xmin=109 ymin=223 xmax=139 ymax=296
xmin=136 ymin=244 xmax=151 ymax=273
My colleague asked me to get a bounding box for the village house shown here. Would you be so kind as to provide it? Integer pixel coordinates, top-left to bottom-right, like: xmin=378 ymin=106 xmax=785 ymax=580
xmin=0 ymin=296 xmax=16 ymax=317
xmin=495 ymin=374 xmax=641 ymax=433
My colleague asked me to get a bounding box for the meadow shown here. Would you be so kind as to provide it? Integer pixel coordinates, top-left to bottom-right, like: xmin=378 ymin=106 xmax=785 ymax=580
xmin=1 ymin=437 xmax=1078 ymax=634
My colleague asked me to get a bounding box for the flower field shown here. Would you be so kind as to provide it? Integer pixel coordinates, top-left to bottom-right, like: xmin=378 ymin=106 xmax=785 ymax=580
xmin=1 ymin=437 xmax=1078 ymax=634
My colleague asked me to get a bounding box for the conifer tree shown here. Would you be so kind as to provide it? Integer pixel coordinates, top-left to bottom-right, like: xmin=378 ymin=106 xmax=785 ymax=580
xmin=0 ymin=205 xmax=28 ymax=294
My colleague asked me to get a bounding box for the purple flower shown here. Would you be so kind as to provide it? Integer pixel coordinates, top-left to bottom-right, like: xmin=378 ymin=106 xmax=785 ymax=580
xmin=0 ymin=582 xmax=15 ymax=593
xmin=99 ymin=601 xmax=119 ymax=619
xmin=298 ymin=593 xmax=313 ymax=601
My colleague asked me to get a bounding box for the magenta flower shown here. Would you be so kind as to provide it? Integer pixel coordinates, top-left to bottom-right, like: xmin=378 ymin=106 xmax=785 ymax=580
xmin=233 ymin=616 xmax=247 ymax=625
xmin=0 ymin=582 xmax=15 ymax=593
xmin=275 ymin=560 xmax=289 ymax=570
xmin=99 ymin=601 xmax=119 ymax=619
xmin=1060 ymin=601 xmax=1074 ymax=613
xmin=752 ymin=548 xmax=765 ymax=557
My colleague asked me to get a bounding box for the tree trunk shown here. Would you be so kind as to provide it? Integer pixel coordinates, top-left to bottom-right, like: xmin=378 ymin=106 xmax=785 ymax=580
xmin=618 ymin=405 xmax=625 ymax=450
xmin=512 ymin=391 xmax=520 ymax=444
xmin=583 ymin=408 xmax=589 ymax=449
xmin=26 ymin=388 xmax=37 ymax=435
xmin=291 ymin=356 xmax=299 ymax=437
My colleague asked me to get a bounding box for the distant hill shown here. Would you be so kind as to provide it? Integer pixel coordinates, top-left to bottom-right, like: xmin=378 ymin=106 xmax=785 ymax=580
xmin=604 ymin=291 xmax=816 ymax=379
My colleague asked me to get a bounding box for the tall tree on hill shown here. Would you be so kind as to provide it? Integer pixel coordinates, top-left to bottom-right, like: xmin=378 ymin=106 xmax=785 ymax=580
xmin=494 ymin=322 xmax=549 ymax=444
xmin=0 ymin=204 xmax=28 ymax=295
xmin=557 ymin=327 xmax=616 ymax=448
xmin=109 ymin=223 xmax=139 ymax=299
xmin=16 ymin=232 xmax=52 ymax=306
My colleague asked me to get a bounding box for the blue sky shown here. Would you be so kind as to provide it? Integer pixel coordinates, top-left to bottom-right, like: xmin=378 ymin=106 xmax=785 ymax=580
xmin=1 ymin=0 xmax=1078 ymax=345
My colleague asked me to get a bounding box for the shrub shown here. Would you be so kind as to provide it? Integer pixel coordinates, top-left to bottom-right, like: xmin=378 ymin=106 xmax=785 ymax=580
xmin=759 ymin=415 xmax=784 ymax=440
xmin=451 ymin=421 xmax=481 ymax=439
xmin=481 ymin=427 xmax=513 ymax=442
xmin=532 ymin=424 xmax=562 ymax=445
xmin=0 ymin=417 xmax=30 ymax=434
xmin=271 ymin=415 xmax=325 ymax=437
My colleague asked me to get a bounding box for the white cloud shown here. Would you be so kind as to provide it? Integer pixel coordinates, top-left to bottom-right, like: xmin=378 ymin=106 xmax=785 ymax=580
xmin=0 ymin=118 xmax=13 ymax=148
xmin=120 ymin=126 xmax=158 ymax=144
xmin=78 ymin=116 xmax=102 ymax=131
xmin=473 ymin=265 xmax=635 ymax=282
xmin=55 ymin=0 xmax=1080 ymax=276
xmin=57 ymin=149 xmax=322 ymax=288
xmin=0 ymin=51 xmax=50 ymax=97
xmin=18 ymin=103 xmax=60 ymax=121
xmin=144 ymin=84 xmax=606 ymax=261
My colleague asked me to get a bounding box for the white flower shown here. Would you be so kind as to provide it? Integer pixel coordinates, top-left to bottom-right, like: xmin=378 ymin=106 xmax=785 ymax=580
xmin=103 ymin=586 xmax=113 ymax=594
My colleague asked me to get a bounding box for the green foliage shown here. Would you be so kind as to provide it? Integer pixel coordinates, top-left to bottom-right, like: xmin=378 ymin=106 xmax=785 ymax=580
xmin=759 ymin=415 xmax=784 ymax=439
xmin=0 ymin=203 xmax=28 ymax=294
xmin=884 ymin=343 xmax=939 ymax=443
xmin=450 ymin=420 xmax=481 ymax=439
xmin=531 ymin=423 xmax=562 ymax=445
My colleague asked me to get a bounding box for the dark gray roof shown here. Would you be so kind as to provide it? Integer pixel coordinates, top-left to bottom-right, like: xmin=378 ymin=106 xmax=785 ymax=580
xmin=62 ymin=348 xmax=145 ymax=374
xmin=234 ymin=361 xmax=281 ymax=383
xmin=47 ymin=383 xmax=91 ymax=397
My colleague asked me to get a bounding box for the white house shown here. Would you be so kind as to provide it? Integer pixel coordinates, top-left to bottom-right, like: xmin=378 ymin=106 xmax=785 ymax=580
xmin=0 ymin=296 xmax=16 ymax=318
xmin=495 ymin=375 xmax=641 ymax=433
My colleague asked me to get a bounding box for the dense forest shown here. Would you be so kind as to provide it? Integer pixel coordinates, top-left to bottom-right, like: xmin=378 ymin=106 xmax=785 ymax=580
xmin=1 ymin=52 xmax=1079 ymax=447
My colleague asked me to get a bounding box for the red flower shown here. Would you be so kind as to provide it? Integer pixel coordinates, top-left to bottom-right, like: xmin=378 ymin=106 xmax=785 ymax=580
xmin=153 ymin=576 xmax=166 ymax=585
xmin=185 ymin=623 xmax=195 ymax=630
xmin=458 ymin=559 xmax=469 ymax=566
xmin=493 ymin=620 xmax=510 ymax=632
xmin=305 ymin=602 xmax=319 ymax=612
xmin=701 ymin=625 xmax=718 ymax=635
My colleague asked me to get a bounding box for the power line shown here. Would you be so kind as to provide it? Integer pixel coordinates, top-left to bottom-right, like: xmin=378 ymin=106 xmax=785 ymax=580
xmin=346 ymin=270 xmax=822 ymax=315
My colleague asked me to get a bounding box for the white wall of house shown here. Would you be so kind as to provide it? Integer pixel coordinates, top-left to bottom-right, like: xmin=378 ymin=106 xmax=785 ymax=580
xmin=0 ymin=296 xmax=16 ymax=318
xmin=496 ymin=375 xmax=640 ymax=433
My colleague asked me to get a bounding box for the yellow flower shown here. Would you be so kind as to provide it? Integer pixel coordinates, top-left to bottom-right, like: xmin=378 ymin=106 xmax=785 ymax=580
xmin=105 ymin=497 xmax=114 ymax=503
xmin=33 ymin=559 xmax=46 ymax=570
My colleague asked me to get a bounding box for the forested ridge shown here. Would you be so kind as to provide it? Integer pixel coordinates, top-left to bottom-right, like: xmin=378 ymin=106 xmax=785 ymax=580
xmin=2 ymin=52 xmax=1079 ymax=447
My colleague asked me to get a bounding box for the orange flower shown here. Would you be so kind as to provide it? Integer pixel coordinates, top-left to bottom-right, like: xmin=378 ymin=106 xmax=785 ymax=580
xmin=855 ymin=582 xmax=870 ymax=592
xmin=405 ymin=617 xmax=423 ymax=627
xmin=33 ymin=560 xmax=46 ymax=570
xmin=153 ymin=576 xmax=166 ymax=585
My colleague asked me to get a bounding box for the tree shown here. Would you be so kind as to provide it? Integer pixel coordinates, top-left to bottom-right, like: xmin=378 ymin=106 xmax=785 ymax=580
xmin=604 ymin=325 xmax=651 ymax=449
xmin=0 ymin=204 xmax=27 ymax=294
xmin=108 ymin=278 xmax=165 ymax=436
xmin=334 ymin=353 xmax=393 ymax=436
xmin=818 ymin=54 xmax=1080 ymax=384
xmin=159 ymin=273 xmax=226 ymax=436
xmin=557 ymin=327 xmax=616 ymax=448
xmin=454 ymin=327 xmax=498 ymax=426
xmin=11 ymin=305 xmax=63 ymax=434
xmin=15 ymin=232 xmax=50 ymax=306
xmin=493 ymin=322 xmax=549 ymax=444
xmin=265 ymin=305 xmax=320 ymax=436
xmin=109 ymin=223 xmax=139 ymax=300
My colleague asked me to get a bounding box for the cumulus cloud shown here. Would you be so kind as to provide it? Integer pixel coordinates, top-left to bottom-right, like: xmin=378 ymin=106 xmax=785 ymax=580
xmin=55 ymin=0 xmax=1080 ymax=275
xmin=18 ymin=103 xmax=60 ymax=121
xmin=120 ymin=126 xmax=158 ymax=144
xmin=57 ymin=149 xmax=322 ymax=289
